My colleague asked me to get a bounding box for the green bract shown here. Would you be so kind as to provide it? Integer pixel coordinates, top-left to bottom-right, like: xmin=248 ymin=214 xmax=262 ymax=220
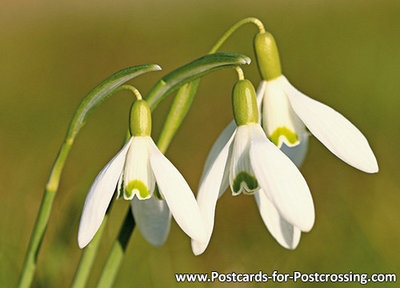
xmin=129 ymin=100 xmax=152 ymax=137
xmin=232 ymin=79 xmax=259 ymax=126
xmin=254 ymin=32 xmax=282 ymax=81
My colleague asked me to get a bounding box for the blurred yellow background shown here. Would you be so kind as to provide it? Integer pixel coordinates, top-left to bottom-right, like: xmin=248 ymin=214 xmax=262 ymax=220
xmin=1 ymin=0 xmax=399 ymax=287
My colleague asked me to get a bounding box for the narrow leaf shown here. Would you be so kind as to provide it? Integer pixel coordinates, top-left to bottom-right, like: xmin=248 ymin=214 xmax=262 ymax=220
xmin=157 ymin=80 xmax=200 ymax=153
xmin=146 ymin=52 xmax=250 ymax=110
xmin=66 ymin=64 xmax=161 ymax=139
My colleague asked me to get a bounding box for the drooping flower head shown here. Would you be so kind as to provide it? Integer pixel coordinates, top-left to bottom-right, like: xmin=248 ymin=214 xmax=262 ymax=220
xmin=253 ymin=31 xmax=379 ymax=173
xmin=192 ymin=77 xmax=315 ymax=255
xmin=78 ymin=97 xmax=206 ymax=248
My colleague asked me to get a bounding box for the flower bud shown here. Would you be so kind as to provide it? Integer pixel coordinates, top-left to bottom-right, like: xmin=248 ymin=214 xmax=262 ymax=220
xmin=254 ymin=32 xmax=282 ymax=81
xmin=232 ymin=79 xmax=258 ymax=126
xmin=129 ymin=100 xmax=152 ymax=136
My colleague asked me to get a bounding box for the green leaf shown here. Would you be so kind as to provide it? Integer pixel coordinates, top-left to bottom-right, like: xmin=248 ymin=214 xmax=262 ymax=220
xmin=66 ymin=64 xmax=161 ymax=139
xmin=157 ymin=80 xmax=200 ymax=154
xmin=146 ymin=52 xmax=250 ymax=110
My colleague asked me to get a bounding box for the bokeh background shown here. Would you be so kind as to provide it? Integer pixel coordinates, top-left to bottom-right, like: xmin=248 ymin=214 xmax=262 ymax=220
xmin=1 ymin=0 xmax=399 ymax=287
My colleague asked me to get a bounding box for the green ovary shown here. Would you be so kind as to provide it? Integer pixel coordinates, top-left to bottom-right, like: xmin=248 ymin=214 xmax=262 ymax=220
xmin=270 ymin=127 xmax=298 ymax=146
xmin=233 ymin=171 xmax=259 ymax=194
xmin=125 ymin=180 xmax=150 ymax=199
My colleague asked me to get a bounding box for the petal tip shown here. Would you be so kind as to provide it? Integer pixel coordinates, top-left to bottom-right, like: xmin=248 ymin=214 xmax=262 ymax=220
xmin=77 ymin=216 xmax=99 ymax=250
xmin=191 ymin=239 xmax=207 ymax=256
xmin=366 ymin=158 xmax=379 ymax=174
xmin=190 ymin=226 xmax=208 ymax=244
xmin=353 ymin=152 xmax=379 ymax=173
xmin=286 ymin=242 xmax=299 ymax=250
xmin=241 ymin=57 xmax=251 ymax=65
xmin=147 ymin=238 xmax=166 ymax=247
xmin=299 ymin=214 xmax=315 ymax=232
xmin=366 ymin=166 xmax=379 ymax=174
xmin=77 ymin=234 xmax=89 ymax=249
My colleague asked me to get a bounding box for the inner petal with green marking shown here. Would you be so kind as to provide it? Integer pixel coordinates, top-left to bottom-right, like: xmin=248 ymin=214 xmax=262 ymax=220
xmin=116 ymin=178 xmax=124 ymax=199
xmin=152 ymin=186 xmax=164 ymax=200
xmin=232 ymin=171 xmax=259 ymax=195
xmin=125 ymin=179 xmax=151 ymax=200
xmin=269 ymin=126 xmax=299 ymax=147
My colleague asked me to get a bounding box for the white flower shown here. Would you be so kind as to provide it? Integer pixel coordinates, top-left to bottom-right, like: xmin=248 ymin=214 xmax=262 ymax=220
xmin=191 ymin=120 xmax=315 ymax=255
xmin=78 ymin=136 xmax=206 ymax=248
xmin=258 ymin=76 xmax=379 ymax=173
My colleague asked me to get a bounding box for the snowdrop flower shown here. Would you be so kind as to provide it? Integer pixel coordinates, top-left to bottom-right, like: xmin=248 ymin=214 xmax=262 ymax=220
xmin=253 ymin=31 xmax=378 ymax=173
xmin=191 ymin=78 xmax=314 ymax=255
xmin=78 ymin=98 xmax=206 ymax=248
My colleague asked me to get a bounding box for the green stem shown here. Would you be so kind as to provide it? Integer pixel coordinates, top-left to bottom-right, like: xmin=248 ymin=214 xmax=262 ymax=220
xmin=117 ymin=85 xmax=143 ymax=100
xmin=209 ymin=17 xmax=265 ymax=53
xmin=157 ymin=17 xmax=264 ymax=153
xmin=96 ymin=208 xmax=135 ymax=288
xmin=70 ymin=208 xmax=111 ymax=288
xmin=157 ymin=80 xmax=200 ymax=153
xmin=18 ymin=140 xmax=72 ymax=288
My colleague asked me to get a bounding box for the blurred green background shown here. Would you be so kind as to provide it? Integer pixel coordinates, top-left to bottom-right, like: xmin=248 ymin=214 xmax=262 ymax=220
xmin=1 ymin=0 xmax=399 ymax=287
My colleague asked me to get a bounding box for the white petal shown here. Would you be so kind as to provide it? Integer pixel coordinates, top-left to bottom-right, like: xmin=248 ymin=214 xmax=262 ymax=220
xmin=229 ymin=124 xmax=260 ymax=195
xmin=280 ymin=132 xmax=309 ymax=168
xmin=131 ymin=197 xmax=171 ymax=247
xmin=78 ymin=138 xmax=132 ymax=248
xmin=149 ymin=140 xmax=206 ymax=242
xmin=218 ymin=158 xmax=231 ymax=199
xmin=116 ymin=173 xmax=123 ymax=199
xmin=123 ymin=137 xmax=156 ymax=200
xmin=262 ymin=78 xmax=305 ymax=148
xmin=191 ymin=122 xmax=236 ymax=255
xmin=254 ymin=190 xmax=301 ymax=249
xmin=281 ymin=76 xmax=378 ymax=173
xmin=249 ymin=125 xmax=315 ymax=232
xmin=257 ymin=80 xmax=309 ymax=168
xmin=256 ymin=81 xmax=267 ymax=123
xmin=201 ymin=121 xmax=236 ymax=186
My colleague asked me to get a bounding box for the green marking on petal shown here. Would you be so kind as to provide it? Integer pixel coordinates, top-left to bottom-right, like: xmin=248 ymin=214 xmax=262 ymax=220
xmin=117 ymin=179 xmax=124 ymax=199
xmin=124 ymin=188 xmax=133 ymax=199
xmin=153 ymin=186 xmax=164 ymax=200
xmin=232 ymin=171 xmax=259 ymax=194
xmin=270 ymin=127 xmax=298 ymax=147
xmin=125 ymin=180 xmax=150 ymax=199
